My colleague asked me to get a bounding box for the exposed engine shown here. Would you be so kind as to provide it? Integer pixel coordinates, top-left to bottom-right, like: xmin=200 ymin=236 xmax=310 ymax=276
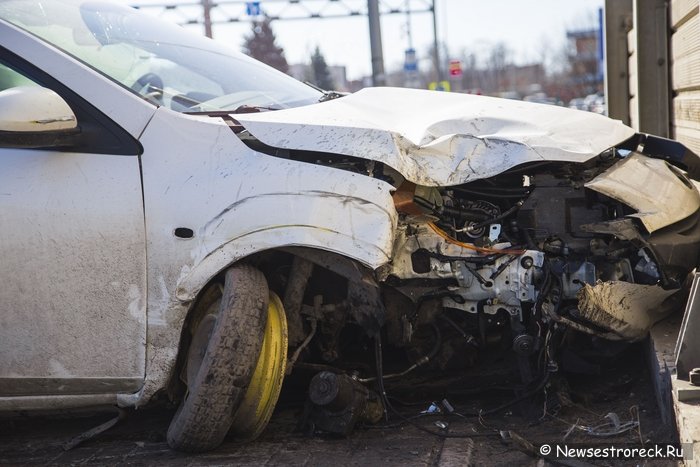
xmin=373 ymin=154 xmax=697 ymax=386
xmin=264 ymin=150 xmax=700 ymax=436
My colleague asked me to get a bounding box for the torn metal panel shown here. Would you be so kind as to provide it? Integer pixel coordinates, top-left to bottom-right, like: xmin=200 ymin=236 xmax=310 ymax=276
xmin=236 ymin=87 xmax=636 ymax=187
xmin=576 ymin=281 xmax=679 ymax=341
xmin=580 ymin=218 xmax=644 ymax=241
xmin=586 ymin=153 xmax=700 ymax=233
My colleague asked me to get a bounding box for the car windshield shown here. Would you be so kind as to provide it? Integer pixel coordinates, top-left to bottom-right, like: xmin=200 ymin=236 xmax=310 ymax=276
xmin=0 ymin=0 xmax=323 ymax=112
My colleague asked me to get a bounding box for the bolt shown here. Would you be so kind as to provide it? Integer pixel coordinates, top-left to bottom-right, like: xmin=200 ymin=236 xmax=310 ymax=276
xmin=521 ymin=256 xmax=534 ymax=269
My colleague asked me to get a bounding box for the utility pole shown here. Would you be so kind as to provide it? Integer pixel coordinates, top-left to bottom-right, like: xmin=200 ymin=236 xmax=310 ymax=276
xmin=405 ymin=0 xmax=413 ymax=49
xmin=432 ymin=0 xmax=443 ymax=81
xmin=202 ymin=0 xmax=213 ymax=38
xmin=368 ymin=0 xmax=386 ymax=86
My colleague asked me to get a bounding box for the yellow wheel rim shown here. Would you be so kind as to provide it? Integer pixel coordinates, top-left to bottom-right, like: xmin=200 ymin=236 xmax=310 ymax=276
xmin=230 ymin=291 xmax=288 ymax=440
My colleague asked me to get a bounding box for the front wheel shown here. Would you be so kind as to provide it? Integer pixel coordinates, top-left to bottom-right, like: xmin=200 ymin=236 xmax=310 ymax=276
xmin=167 ymin=264 xmax=268 ymax=452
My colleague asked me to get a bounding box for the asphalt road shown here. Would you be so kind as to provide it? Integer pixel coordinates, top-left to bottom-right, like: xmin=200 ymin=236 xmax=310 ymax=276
xmin=1 ymin=406 xmax=529 ymax=466
xmin=0 ymin=345 xmax=677 ymax=466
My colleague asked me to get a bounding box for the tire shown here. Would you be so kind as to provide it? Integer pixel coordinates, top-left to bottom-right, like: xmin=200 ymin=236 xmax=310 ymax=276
xmin=166 ymin=264 xmax=269 ymax=452
xmin=229 ymin=292 xmax=288 ymax=440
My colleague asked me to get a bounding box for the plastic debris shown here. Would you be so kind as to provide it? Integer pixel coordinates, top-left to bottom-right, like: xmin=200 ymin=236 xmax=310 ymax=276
xmin=434 ymin=421 xmax=448 ymax=430
xmin=422 ymin=402 xmax=441 ymax=414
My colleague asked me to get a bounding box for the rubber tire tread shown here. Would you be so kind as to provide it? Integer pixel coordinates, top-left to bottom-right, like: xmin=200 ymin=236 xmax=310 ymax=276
xmin=167 ymin=265 xmax=269 ymax=452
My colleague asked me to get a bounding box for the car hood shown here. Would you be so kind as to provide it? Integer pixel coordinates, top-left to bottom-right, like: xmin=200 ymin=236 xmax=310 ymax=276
xmin=235 ymin=87 xmax=636 ymax=186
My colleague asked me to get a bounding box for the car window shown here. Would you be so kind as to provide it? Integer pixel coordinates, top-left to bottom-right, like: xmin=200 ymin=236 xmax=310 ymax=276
xmin=0 ymin=0 xmax=322 ymax=112
xmin=0 ymin=62 xmax=37 ymax=91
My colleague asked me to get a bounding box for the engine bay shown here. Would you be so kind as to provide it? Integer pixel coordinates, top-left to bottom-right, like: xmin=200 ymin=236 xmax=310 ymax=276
xmin=255 ymin=149 xmax=700 ymax=436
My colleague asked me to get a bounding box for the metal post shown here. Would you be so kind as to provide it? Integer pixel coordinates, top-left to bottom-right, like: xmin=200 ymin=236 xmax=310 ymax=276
xmin=604 ymin=0 xmax=632 ymax=124
xmin=633 ymin=0 xmax=669 ymax=136
xmin=432 ymin=0 xmax=444 ymax=81
xmin=202 ymin=0 xmax=213 ymax=38
xmin=368 ymin=0 xmax=386 ymax=86
xmin=405 ymin=0 xmax=413 ymax=49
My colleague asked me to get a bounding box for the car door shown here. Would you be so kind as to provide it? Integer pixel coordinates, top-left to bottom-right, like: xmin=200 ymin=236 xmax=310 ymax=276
xmin=0 ymin=53 xmax=147 ymax=396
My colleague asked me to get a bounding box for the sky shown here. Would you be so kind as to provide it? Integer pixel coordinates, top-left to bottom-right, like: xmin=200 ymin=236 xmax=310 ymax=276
xmin=132 ymin=0 xmax=605 ymax=80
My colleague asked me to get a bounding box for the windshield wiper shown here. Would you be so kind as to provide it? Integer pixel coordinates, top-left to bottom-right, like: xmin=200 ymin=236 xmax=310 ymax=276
xmin=185 ymin=105 xmax=281 ymax=117
xmin=229 ymin=104 xmax=283 ymax=114
xmin=303 ymin=81 xmax=347 ymax=102
xmin=318 ymin=91 xmax=346 ymax=102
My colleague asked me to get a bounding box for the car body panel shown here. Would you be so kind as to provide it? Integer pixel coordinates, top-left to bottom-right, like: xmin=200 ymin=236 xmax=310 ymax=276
xmin=586 ymin=153 xmax=700 ymax=233
xmin=0 ymin=393 xmax=118 ymax=411
xmin=0 ymin=149 xmax=146 ymax=396
xmin=117 ymin=108 xmax=397 ymax=406
xmin=576 ymin=281 xmax=678 ymax=341
xmin=235 ymin=87 xmax=637 ymax=186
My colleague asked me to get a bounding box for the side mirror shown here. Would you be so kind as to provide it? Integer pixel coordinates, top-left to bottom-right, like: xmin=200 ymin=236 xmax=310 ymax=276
xmin=0 ymin=86 xmax=79 ymax=148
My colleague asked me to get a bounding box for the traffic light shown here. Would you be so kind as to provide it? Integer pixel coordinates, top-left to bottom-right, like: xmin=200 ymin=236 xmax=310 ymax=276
xmin=448 ymin=59 xmax=462 ymax=77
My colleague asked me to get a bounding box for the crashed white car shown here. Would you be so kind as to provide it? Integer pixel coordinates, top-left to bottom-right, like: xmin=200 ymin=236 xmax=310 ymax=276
xmin=2 ymin=0 xmax=700 ymax=453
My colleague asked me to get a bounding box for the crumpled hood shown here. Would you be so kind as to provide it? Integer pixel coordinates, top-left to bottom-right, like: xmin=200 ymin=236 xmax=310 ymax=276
xmin=235 ymin=87 xmax=636 ymax=186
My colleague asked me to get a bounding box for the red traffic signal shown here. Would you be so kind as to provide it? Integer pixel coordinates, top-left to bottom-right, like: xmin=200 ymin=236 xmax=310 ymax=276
xmin=449 ymin=59 xmax=462 ymax=77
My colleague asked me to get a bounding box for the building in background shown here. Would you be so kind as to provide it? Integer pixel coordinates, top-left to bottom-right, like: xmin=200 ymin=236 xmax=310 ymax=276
xmin=566 ymin=29 xmax=604 ymax=98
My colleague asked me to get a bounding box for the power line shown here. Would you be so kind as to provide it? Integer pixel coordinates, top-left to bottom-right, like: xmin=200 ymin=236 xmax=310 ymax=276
xmin=131 ymin=0 xmax=442 ymax=85
xmin=132 ymin=0 xmax=434 ymax=24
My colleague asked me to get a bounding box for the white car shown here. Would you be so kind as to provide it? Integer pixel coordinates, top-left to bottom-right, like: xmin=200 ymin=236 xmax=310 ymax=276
xmin=2 ymin=0 xmax=700 ymax=453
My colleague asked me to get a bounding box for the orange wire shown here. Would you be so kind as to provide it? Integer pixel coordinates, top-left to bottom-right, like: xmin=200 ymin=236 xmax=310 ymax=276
xmin=427 ymin=222 xmax=527 ymax=255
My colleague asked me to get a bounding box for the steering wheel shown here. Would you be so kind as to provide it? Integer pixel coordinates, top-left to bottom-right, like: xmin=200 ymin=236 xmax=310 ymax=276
xmin=131 ymin=73 xmax=164 ymax=105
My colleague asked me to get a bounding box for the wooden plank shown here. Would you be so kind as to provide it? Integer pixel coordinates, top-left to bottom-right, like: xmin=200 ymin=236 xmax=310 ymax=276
xmin=673 ymin=92 xmax=700 ymax=129
xmin=672 ymin=48 xmax=700 ymax=91
xmin=671 ymin=0 xmax=699 ymax=29
xmin=673 ymin=125 xmax=700 ymax=153
xmin=671 ymin=14 xmax=700 ymax=63
xmin=673 ymin=94 xmax=700 ymax=150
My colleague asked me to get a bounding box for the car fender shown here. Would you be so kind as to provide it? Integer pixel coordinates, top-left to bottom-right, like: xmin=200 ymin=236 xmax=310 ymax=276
xmin=122 ymin=109 xmax=397 ymax=407
xmin=175 ymin=193 xmax=396 ymax=303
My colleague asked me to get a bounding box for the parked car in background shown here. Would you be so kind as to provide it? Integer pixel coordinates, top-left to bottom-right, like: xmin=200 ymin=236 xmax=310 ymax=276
xmin=523 ymin=91 xmax=562 ymax=105
xmin=584 ymin=92 xmax=606 ymax=114
xmin=2 ymin=0 xmax=700 ymax=453
xmin=568 ymin=97 xmax=587 ymax=110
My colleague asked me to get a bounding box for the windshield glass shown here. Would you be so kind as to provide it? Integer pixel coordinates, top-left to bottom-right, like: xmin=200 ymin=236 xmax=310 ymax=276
xmin=0 ymin=0 xmax=322 ymax=112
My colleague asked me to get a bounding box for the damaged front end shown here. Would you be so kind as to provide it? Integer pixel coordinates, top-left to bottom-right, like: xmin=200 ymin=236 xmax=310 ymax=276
xmin=231 ymin=89 xmax=700 ymax=436
xmin=297 ymin=147 xmax=700 ymax=434
xmin=384 ymin=148 xmax=700 ymax=348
